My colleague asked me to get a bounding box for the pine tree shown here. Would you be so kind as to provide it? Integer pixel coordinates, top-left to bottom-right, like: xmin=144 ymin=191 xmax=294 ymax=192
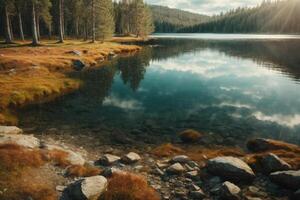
xmin=96 ymin=0 xmax=115 ymax=42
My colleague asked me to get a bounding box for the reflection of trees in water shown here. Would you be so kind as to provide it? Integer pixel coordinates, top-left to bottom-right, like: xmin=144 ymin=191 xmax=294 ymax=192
xmin=151 ymin=39 xmax=300 ymax=81
xmin=117 ymin=47 xmax=152 ymax=91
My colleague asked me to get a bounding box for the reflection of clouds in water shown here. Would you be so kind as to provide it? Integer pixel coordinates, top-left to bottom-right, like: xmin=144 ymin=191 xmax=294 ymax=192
xmin=220 ymin=86 xmax=239 ymax=91
xmin=253 ymin=112 xmax=300 ymax=128
xmin=151 ymin=50 xmax=275 ymax=79
xmin=218 ymin=102 xmax=253 ymax=109
xmin=103 ymin=95 xmax=143 ymax=110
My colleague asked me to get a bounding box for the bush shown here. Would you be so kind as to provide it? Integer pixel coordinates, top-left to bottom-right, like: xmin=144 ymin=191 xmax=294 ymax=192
xmin=101 ymin=172 xmax=160 ymax=200
xmin=65 ymin=164 xmax=102 ymax=177
xmin=151 ymin=143 xmax=184 ymax=157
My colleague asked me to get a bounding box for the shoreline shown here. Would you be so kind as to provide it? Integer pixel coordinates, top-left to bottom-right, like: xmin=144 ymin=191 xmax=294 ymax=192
xmin=0 ymin=126 xmax=299 ymax=200
xmin=0 ymin=38 xmax=142 ymax=125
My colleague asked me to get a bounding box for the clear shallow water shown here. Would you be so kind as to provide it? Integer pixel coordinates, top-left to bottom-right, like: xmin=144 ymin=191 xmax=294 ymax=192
xmin=19 ymin=35 xmax=300 ymax=145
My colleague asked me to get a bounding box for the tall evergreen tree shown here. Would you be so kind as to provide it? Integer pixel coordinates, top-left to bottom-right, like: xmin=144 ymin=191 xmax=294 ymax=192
xmin=96 ymin=0 xmax=115 ymax=42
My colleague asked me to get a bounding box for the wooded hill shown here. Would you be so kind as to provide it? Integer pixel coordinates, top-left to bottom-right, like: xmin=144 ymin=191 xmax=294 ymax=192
xmin=179 ymin=0 xmax=300 ymax=33
xmin=150 ymin=5 xmax=210 ymax=33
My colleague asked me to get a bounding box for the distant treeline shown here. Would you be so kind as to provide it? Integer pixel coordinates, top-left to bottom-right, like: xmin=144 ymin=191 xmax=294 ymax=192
xmin=179 ymin=0 xmax=300 ymax=33
xmin=0 ymin=0 xmax=153 ymax=44
xmin=150 ymin=5 xmax=209 ymax=33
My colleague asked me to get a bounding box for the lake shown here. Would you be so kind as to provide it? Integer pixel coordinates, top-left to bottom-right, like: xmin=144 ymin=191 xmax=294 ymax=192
xmin=18 ymin=34 xmax=300 ymax=146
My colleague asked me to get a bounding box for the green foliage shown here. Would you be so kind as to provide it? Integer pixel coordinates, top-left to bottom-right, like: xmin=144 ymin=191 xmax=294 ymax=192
xmin=96 ymin=0 xmax=115 ymax=41
xmin=180 ymin=0 xmax=300 ymax=33
xmin=150 ymin=5 xmax=209 ymax=33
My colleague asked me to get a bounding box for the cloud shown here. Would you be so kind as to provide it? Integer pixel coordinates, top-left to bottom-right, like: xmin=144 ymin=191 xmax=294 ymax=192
xmin=145 ymin=0 xmax=262 ymax=15
xmin=253 ymin=112 xmax=300 ymax=128
xmin=103 ymin=95 xmax=143 ymax=110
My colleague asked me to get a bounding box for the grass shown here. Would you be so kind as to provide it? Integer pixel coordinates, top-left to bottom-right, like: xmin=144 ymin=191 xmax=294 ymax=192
xmin=0 ymin=39 xmax=141 ymax=125
xmin=0 ymin=143 xmax=57 ymax=200
xmin=65 ymin=164 xmax=102 ymax=177
xmin=101 ymin=172 xmax=160 ymax=200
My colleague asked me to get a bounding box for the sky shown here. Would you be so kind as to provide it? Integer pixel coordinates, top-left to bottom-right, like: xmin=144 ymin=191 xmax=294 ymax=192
xmin=145 ymin=0 xmax=263 ymax=15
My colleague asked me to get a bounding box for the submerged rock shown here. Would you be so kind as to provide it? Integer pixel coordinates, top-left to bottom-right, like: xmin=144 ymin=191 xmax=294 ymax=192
xmin=0 ymin=126 xmax=23 ymax=135
xmin=121 ymin=152 xmax=141 ymax=164
xmin=179 ymin=129 xmax=202 ymax=143
xmin=260 ymin=153 xmax=291 ymax=174
xmin=220 ymin=181 xmax=241 ymax=200
xmin=207 ymin=156 xmax=255 ymax=182
xmin=0 ymin=134 xmax=40 ymax=148
xmin=270 ymin=170 xmax=300 ymax=190
xmin=73 ymin=60 xmax=85 ymax=71
xmin=65 ymin=176 xmax=107 ymax=200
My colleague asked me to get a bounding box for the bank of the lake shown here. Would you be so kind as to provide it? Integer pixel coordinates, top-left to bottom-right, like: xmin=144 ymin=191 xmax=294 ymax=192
xmin=0 ymin=39 xmax=141 ymax=125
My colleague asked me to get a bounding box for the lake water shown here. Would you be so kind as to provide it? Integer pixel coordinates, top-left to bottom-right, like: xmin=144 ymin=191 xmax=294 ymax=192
xmin=18 ymin=34 xmax=300 ymax=146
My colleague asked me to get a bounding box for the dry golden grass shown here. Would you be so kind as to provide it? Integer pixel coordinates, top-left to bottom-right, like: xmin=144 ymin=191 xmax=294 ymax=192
xmin=152 ymin=143 xmax=185 ymax=157
xmin=151 ymin=143 xmax=245 ymax=167
xmin=0 ymin=143 xmax=58 ymax=200
xmin=178 ymin=129 xmax=203 ymax=143
xmin=101 ymin=172 xmax=160 ymax=200
xmin=0 ymin=39 xmax=140 ymax=124
xmin=65 ymin=164 xmax=102 ymax=177
xmin=247 ymin=138 xmax=300 ymax=153
xmin=47 ymin=149 xmax=71 ymax=167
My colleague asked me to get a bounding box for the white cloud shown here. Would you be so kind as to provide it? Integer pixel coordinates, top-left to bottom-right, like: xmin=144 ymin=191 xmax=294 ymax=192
xmin=103 ymin=95 xmax=143 ymax=110
xmin=253 ymin=112 xmax=300 ymax=128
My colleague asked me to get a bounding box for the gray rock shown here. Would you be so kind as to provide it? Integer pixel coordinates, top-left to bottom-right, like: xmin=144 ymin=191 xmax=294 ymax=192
xmin=190 ymin=189 xmax=206 ymax=199
xmin=45 ymin=144 xmax=85 ymax=166
xmin=207 ymin=156 xmax=255 ymax=182
xmin=167 ymin=163 xmax=185 ymax=174
xmin=270 ymin=170 xmax=300 ymax=190
xmin=97 ymin=154 xmax=120 ymax=166
xmin=220 ymin=181 xmax=241 ymax=200
xmin=260 ymin=153 xmax=291 ymax=174
xmin=153 ymin=168 xmax=165 ymax=176
xmin=73 ymin=60 xmax=85 ymax=71
xmin=186 ymin=170 xmax=198 ymax=178
xmin=0 ymin=134 xmax=40 ymax=148
xmin=0 ymin=126 xmax=23 ymax=135
xmin=68 ymin=50 xmax=81 ymax=56
xmin=101 ymin=167 xmax=121 ymax=178
xmin=156 ymin=161 xmax=169 ymax=169
xmin=121 ymin=152 xmax=141 ymax=164
xmin=171 ymin=155 xmax=191 ymax=164
xmin=66 ymin=176 xmax=107 ymax=200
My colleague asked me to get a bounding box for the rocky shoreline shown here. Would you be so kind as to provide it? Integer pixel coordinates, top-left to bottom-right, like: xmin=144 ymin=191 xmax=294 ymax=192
xmin=0 ymin=126 xmax=299 ymax=200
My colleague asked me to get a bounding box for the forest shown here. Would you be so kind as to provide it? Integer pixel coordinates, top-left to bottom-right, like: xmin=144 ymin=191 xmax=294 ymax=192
xmin=150 ymin=5 xmax=209 ymax=33
xmin=0 ymin=0 xmax=154 ymax=44
xmin=179 ymin=0 xmax=300 ymax=33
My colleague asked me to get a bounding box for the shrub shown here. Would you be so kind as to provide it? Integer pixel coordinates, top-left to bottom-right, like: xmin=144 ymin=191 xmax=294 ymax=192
xmin=101 ymin=172 xmax=160 ymax=200
xmin=178 ymin=129 xmax=202 ymax=143
xmin=151 ymin=143 xmax=184 ymax=157
xmin=47 ymin=149 xmax=70 ymax=167
xmin=65 ymin=164 xmax=102 ymax=177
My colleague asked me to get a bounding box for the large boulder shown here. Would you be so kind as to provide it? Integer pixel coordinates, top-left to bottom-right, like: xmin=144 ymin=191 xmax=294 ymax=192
xmin=207 ymin=156 xmax=255 ymax=182
xmin=247 ymin=138 xmax=300 ymax=153
xmin=65 ymin=176 xmax=107 ymax=200
xmin=260 ymin=153 xmax=291 ymax=174
xmin=0 ymin=134 xmax=40 ymax=148
xmin=292 ymin=189 xmax=300 ymax=200
xmin=0 ymin=126 xmax=23 ymax=135
xmin=73 ymin=60 xmax=85 ymax=71
xmin=220 ymin=181 xmax=241 ymax=200
xmin=45 ymin=144 xmax=85 ymax=166
xmin=270 ymin=170 xmax=300 ymax=190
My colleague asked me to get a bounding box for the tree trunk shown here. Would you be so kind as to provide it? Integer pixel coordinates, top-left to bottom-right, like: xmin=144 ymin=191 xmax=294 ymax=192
xmin=32 ymin=2 xmax=39 ymax=46
xmin=18 ymin=12 xmax=25 ymax=41
xmin=91 ymin=0 xmax=96 ymax=43
xmin=9 ymin=15 xmax=14 ymax=41
xmin=4 ymin=5 xmax=13 ymax=44
xmin=36 ymin=15 xmax=41 ymax=40
xmin=48 ymin=24 xmax=52 ymax=39
xmin=75 ymin=18 xmax=79 ymax=38
xmin=58 ymin=0 xmax=64 ymax=43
